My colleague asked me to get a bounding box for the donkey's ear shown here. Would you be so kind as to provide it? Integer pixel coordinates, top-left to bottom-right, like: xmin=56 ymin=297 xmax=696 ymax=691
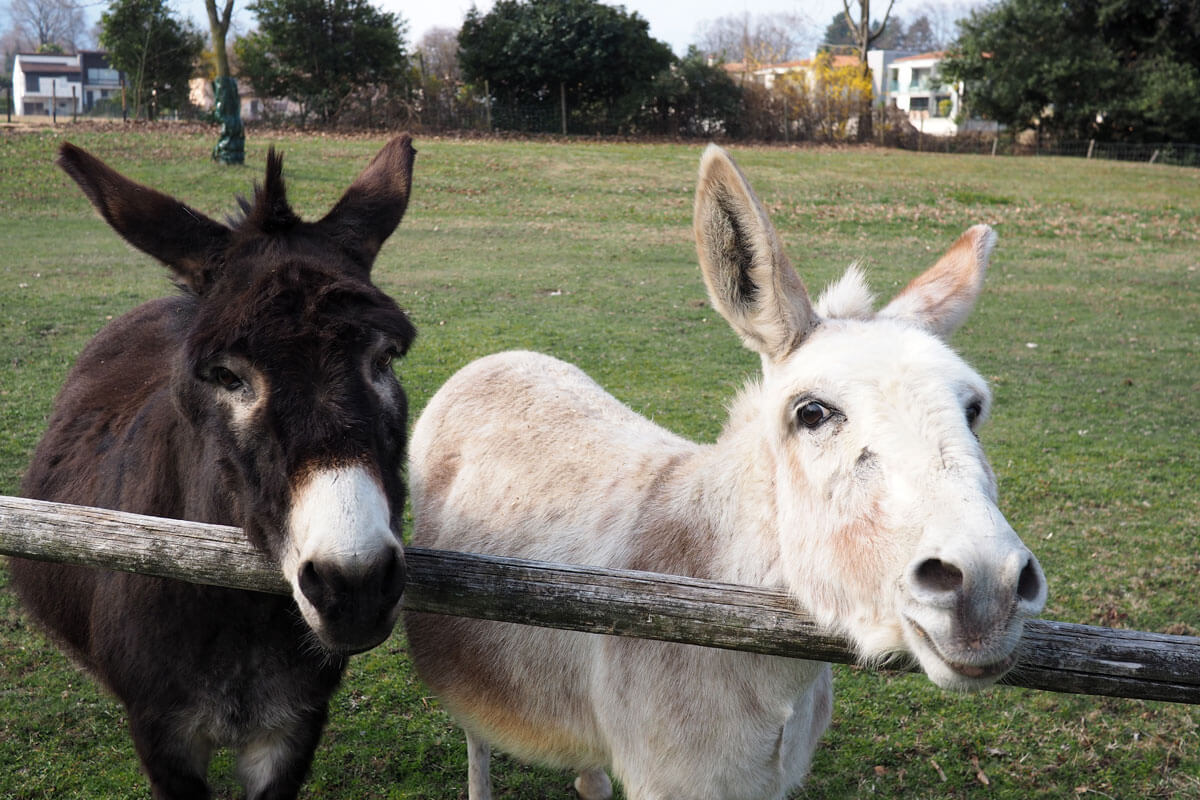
xmin=879 ymin=225 xmax=996 ymax=340
xmin=315 ymin=134 xmax=416 ymax=273
xmin=694 ymin=144 xmax=815 ymax=362
xmin=57 ymin=142 xmax=230 ymax=293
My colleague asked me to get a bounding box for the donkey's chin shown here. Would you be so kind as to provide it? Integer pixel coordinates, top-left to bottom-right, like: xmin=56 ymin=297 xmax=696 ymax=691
xmin=295 ymin=599 xmax=403 ymax=656
xmin=901 ymin=616 xmax=1024 ymax=692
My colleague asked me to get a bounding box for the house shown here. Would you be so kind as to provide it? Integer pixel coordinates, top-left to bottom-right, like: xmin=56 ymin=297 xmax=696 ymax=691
xmin=880 ymin=50 xmax=999 ymax=136
xmin=722 ymin=54 xmax=860 ymax=91
xmin=12 ymin=51 xmax=125 ymax=117
xmin=722 ymin=49 xmax=999 ymax=137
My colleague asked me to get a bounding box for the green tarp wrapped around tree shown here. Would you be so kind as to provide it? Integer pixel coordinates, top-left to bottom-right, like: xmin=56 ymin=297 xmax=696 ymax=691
xmin=212 ymin=77 xmax=244 ymax=165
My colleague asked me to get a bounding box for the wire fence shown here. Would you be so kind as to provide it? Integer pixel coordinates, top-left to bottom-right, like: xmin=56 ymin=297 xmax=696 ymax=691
xmin=9 ymin=87 xmax=1196 ymax=170
xmin=897 ymin=130 xmax=1200 ymax=168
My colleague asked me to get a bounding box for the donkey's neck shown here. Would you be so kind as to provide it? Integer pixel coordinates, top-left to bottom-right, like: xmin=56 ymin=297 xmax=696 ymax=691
xmin=632 ymin=405 xmax=782 ymax=588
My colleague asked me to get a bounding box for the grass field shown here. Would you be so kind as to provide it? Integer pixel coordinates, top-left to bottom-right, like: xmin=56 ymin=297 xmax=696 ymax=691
xmin=1 ymin=125 xmax=1198 ymax=798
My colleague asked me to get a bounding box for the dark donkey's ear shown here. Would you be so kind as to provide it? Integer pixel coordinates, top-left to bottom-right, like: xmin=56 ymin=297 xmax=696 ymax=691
xmin=57 ymin=142 xmax=231 ymax=294
xmin=314 ymin=134 xmax=416 ymax=274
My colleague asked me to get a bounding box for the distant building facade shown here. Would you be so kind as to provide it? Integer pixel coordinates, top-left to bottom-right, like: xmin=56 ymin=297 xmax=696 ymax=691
xmin=878 ymin=50 xmax=1000 ymax=136
xmin=723 ymin=49 xmax=999 ymax=137
xmin=12 ymin=51 xmax=125 ymax=117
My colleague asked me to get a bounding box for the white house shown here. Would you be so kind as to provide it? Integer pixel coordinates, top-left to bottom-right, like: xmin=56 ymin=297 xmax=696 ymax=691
xmin=13 ymin=51 xmax=124 ymax=117
xmin=880 ymin=50 xmax=999 ymax=136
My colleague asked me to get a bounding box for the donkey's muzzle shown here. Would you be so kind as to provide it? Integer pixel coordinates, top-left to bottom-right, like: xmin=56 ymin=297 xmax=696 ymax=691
xmin=298 ymin=545 xmax=407 ymax=653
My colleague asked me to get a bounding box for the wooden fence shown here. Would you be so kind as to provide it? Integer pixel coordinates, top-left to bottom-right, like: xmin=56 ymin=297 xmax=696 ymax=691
xmin=1 ymin=495 xmax=1198 ymax=705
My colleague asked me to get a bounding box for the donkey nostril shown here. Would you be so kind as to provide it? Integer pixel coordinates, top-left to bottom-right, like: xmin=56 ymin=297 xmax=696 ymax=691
xmin=378 ymin=549 xmax=406 ymax=605
xmin=1017 ymin=559 xmax=1042 ymax=603
xmin=299 ymin=560 xmax=327 ymax=608
xmin=914 ymin=558 xmax=964 ymax=594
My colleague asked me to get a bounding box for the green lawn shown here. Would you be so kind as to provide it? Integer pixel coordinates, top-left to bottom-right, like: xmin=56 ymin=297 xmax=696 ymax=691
xmin=1 ymin=126 xmax=1197 ymax=798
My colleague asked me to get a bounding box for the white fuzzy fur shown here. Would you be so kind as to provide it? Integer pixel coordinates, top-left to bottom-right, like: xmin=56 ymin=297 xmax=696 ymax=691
xmin=284 ymin=465 xmax=399 ymax=645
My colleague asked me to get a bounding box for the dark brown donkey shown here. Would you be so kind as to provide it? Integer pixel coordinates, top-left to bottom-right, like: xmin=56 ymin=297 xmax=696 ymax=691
xmin=9 ymin=136 xmax=418 ymax=800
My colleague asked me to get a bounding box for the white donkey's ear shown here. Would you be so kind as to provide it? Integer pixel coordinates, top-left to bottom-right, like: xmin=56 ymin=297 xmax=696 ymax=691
xmin=693 ymin=144 xmax=816 ymax=363
xmin=880 ymin=225 xmax=996 ymax=340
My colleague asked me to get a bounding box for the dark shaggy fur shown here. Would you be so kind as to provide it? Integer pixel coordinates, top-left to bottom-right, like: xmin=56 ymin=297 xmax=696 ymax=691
xmin=10 ymin=136 xmax=418 ymax=800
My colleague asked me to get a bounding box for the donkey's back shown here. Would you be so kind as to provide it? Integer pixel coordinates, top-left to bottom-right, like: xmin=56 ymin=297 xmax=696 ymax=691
xmin=20 ymin=297 xmax=189 ymax=521
xmin=409 ymin=350 xmax=694 ymax=565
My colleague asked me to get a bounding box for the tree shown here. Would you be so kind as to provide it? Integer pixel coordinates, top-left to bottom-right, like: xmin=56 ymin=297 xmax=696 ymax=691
xmin=205 ymin=0 xmax=243 ymax=163
xmin=820 ymin=11 xmax=858 ymax=49
xmin=99 ymin=0 xmax=203 ymax=119
xmin=638 ymin=46 xmax=743 ymax=136
xmin=898 ymin=15 xmax=938 ymax=51
xmin=942 ymin=0 xmax=1200 ymax=143
xmin=236 ymin=0 xmax=408 ymax=125
xmin=458 ymin=0 xmax=673 ymax=132
xmin=839 ymin=0 xmax=898 ymax=140
xmin=416 ymin=26 xmax=460 ymax=83
xmin=9 ymin=0 xmax=87 ymax=51
xmin=695 ymin=11 xmax=812 ymax=65
xmin=909 ymin=0 xmax=980 ymax=49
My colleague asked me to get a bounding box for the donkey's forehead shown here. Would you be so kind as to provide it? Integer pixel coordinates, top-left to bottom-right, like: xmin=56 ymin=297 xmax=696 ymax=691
xmin=190 ymin=258 xmax=414 ymax=354
xmin=773 ymin=318 xmax=987 ymax=398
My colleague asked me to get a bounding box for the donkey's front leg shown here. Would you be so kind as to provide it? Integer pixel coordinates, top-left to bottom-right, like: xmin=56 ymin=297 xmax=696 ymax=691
xmin=128 ymin=710 xmax=214 ymax=800
xmin=236 ymin=711 xmax=328 ymax=800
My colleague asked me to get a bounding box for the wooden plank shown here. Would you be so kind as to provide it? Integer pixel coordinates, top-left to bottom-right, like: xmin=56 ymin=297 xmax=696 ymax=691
xmin=1 ymin=495 xmax=1198 ymax=704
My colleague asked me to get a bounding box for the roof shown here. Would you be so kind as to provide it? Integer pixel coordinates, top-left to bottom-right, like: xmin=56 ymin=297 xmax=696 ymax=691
xmin=892 ymin=51 xmax=946 ymax=63
xmin=18 ymin=63 xmax=79 ymax=76
xmin=723 ymin=54 xmax=860 ymax=74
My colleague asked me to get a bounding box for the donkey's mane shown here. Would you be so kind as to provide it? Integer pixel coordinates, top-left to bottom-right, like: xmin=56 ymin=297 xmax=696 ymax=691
xmin=815 ymin=264 xmax=875 ymax=320
xmin=233 ymin=147 xmax=302 ymax=235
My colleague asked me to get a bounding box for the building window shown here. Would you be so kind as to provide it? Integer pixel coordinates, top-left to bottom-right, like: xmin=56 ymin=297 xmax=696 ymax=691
xmin=87 ymin=68 xmax=121 ymax=85
xmin=910 ymin=68 xmax=930 ymax=90
xmin=933 ymin=95 xmax=953 ymax=117
xmin=888 ymin=68 xmax=899 ymax=93
xmin=26 ymin=73 xmax=40 ymax=93
xmin=909 ymin=96 xmax=930 ymax=112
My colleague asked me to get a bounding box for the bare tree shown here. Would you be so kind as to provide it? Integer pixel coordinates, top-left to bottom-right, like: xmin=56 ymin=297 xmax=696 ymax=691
xmin=841 ymin=0 xmax=897 ymax=140
xmin=205 ymin=0 xmax=234 ymax=80
xmin=695 ymin=11 xmax=813 ymax=65
xmin=205 ymin=0 xmax=243 ymax=163
xmin=908 ymin=0 xmax=981 ymax=49
xmin=416 ymin=26 xmax=460 ymax=82
xmin=901 ymin=15 xmax=938 ymax=51
xmin=9 ymin=0 xmax=86 ymax=51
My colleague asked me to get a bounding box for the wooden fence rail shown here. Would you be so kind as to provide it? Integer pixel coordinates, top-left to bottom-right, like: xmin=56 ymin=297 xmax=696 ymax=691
xmin=1 ymin=495 xmax=1198 ymax=705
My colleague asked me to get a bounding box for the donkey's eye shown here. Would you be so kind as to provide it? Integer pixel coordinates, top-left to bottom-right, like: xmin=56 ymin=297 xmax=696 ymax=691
xmin=965 ymin=400 xmax=984 ymax=427
xmin=210 ymin=366 xmax=243 ymax=391
xmin=796 ymin=401 xmax=833 ymax=430
xmin=373 ymin=348 xmax=397 ymax=373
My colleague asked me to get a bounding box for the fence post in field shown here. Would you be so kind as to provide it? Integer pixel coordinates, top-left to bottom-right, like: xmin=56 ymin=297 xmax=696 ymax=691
xmin=1087 ymin=139 xmax=1095 ymax=159
xmin=1 ymin=495 xmax=1199 ymax=706
xmin=484 ymin=80 xmax=492 ymax=130
xmin=1150 ymin=149 xmax=1160 ymax=164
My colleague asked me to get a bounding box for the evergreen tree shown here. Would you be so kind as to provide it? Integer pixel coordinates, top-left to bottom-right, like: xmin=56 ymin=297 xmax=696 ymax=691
xmin=236 ymin=0 xmax=408 ymax=125
xmin=100 ymin=0 xmax=203 ymax=119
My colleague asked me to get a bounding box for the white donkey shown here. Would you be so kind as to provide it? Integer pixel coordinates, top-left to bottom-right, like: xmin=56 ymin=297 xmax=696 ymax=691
xmin=404 ymin=145 xmax=1047 ymax=800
